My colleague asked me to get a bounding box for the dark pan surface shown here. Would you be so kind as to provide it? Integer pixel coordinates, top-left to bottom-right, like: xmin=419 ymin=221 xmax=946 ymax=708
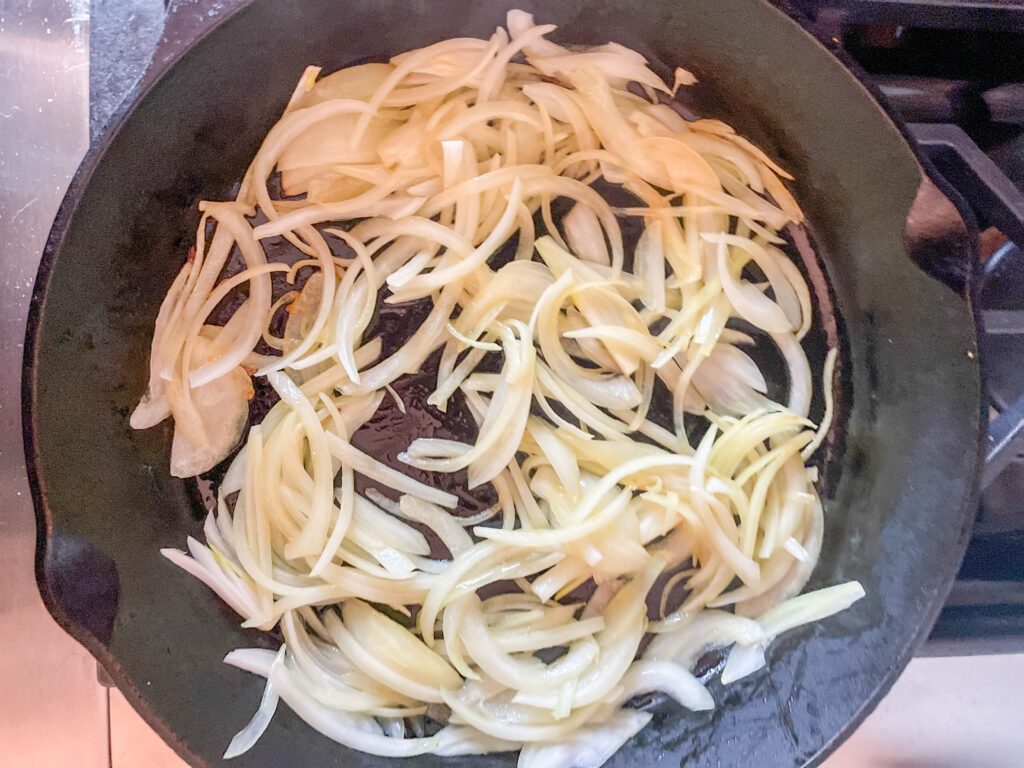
xmin=24 ymin=0 xmax=982 ymax=766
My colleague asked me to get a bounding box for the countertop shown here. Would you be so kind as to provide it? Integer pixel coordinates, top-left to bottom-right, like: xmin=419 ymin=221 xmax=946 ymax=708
xmin=1 ymin=1 xmax=1022 ymax=766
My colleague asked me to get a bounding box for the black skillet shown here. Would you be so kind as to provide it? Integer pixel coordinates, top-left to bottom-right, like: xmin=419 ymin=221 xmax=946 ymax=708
xmin=23 ymin=0 xmax=983 ymax=766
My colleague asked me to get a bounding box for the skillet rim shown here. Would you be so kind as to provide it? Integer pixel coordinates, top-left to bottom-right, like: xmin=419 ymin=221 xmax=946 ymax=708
xmin=21 ymin=1 xmax=983 ymax=766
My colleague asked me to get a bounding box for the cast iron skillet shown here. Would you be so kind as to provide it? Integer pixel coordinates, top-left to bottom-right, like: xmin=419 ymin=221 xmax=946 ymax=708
xmin=23 ymin=0 xmax=983 ymax=766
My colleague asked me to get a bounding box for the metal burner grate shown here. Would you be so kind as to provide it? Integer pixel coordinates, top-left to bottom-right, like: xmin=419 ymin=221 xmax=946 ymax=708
xmin=908 ymin=125 xmax=1024 ymax=653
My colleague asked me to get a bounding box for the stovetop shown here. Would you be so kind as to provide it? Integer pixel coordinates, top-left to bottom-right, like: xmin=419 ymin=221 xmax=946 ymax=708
xmin=795 ymin=0 xmax=1024 ymax=654
xmin=89 ymin=0 xmax=1024 ymax=655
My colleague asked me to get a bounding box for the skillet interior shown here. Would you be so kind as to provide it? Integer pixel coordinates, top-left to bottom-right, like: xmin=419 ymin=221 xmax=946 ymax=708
xmin=24 ymin=0 xmax=981 ymax=766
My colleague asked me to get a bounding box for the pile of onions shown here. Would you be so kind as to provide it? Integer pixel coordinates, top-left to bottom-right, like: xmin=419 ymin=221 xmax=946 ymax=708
xmin=137 ymin=10 xmax=862 ymax=766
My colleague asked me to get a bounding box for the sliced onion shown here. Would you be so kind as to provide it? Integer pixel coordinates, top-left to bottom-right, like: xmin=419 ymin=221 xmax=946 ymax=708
xmin=223 ymin=649 xmax=283 ymax=758
xmin=136 ymin=16 xmax=860 ymax=765
xmin=328 ymin=601 xmax=461 ymax=703
xmin=612 ymin=660 xmax=714 ymax=711
xmin=516 ymin=709 xmax=652 ymax=768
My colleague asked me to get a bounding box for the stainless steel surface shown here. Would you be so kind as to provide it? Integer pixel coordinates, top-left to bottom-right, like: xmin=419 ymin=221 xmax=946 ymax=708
xmin=89 ymin=0 xmax=249 ymax=139
xmin=0 ymin=1 xmax=105 ymax=766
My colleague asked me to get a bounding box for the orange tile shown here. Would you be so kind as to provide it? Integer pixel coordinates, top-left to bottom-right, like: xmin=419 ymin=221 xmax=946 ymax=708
xmin=0 ymin=605 xmax=109 ymax=768
xmin=110 ymin=690 xmax=189 ymax=768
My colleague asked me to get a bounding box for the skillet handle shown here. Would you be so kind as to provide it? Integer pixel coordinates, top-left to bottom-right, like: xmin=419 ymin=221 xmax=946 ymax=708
xmin=36 ymin=528 xmax=121 ymax=648
xmin=908 ymin=124 xmax=1024 ymax=250
xmin=901 ymin=167 xmax=976 ymax=297
xmin=767 ymin=0 xmax=982 ymax=297
xmin=900 ymin=126 xmax=1024 ymax=492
